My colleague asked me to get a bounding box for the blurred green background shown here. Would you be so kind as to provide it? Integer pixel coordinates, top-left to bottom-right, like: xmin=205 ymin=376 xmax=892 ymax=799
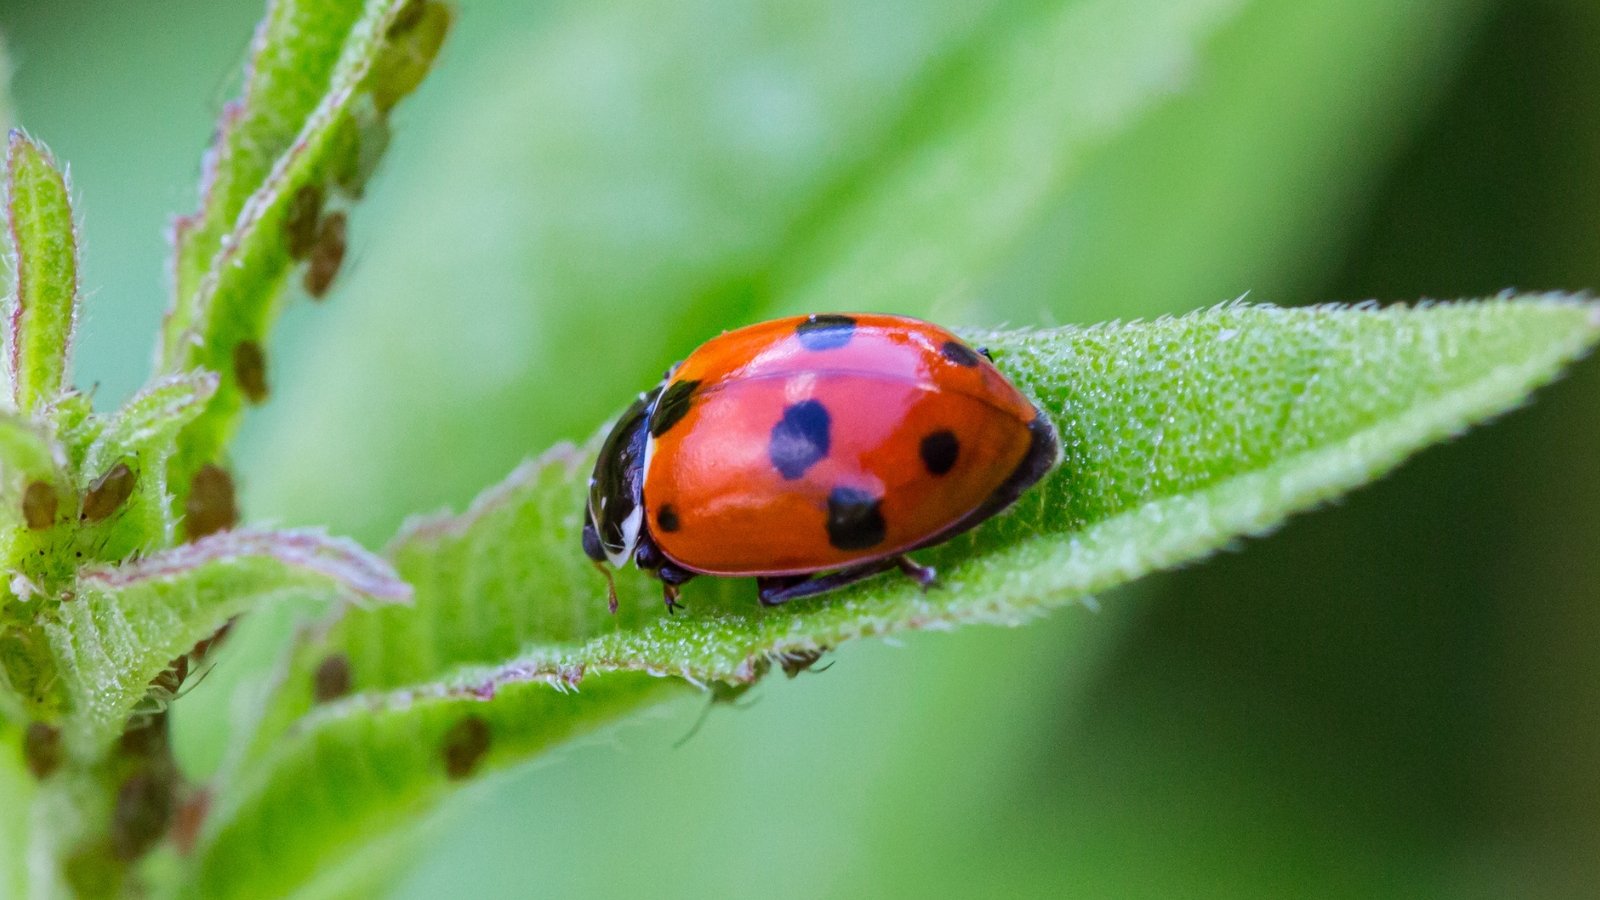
xmin=3 ymin=0 xmax=1598 ymax=896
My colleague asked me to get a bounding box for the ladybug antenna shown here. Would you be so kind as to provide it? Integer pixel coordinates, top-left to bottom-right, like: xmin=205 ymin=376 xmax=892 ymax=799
xmin=593 ymin=562 xmax=618 ymax=614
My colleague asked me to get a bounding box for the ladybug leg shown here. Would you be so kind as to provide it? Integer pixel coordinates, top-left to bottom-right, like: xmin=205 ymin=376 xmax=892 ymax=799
xmin=658 ymin=563 xmax=694 ymax=615
xmin=894 ymin=554 xmax=938 ymax=591
xmin=756 ymin=558 xmax=901 ymax=606
xmin=757 ymin=555 xmax=941 ymax=606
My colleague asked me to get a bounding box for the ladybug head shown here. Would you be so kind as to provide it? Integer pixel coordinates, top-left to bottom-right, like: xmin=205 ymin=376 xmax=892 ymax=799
xmin=583 ymin=387 xmax=657 ymax=569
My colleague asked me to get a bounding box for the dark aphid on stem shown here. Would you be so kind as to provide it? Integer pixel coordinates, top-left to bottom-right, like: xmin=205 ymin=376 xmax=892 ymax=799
xmin=233 ymin=340 xmax=269 ymax=404
xmin=304 ymin=212 xmax=347 ymax=299
xmin=149 ymin=655 xmax=189 ymax=700
xmin=778 ymin=648 xmax=832 ymax=678
xmin=22 ymin=480 xmax=57 ymax=530
xmin=184 ymin=463 xmax=238 ymax=540
xmin=81 ymin=462 xmax=136 ymax=523
xmin=441 ymin=715 xmax=491 ymax=779
xmin=387 ymin=0 xmax=426 ymax=37
xmin=313 ymin=654 xmax=352 ymax=703
xmin=23 ymin=722 xmax=62 ymax=779
xmin=283 ymin=183 xmax=324 ymax=260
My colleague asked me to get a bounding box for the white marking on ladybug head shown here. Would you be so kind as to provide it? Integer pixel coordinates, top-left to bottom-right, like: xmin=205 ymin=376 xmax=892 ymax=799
xmin=607 ymin=505 xmax=643 ymax=568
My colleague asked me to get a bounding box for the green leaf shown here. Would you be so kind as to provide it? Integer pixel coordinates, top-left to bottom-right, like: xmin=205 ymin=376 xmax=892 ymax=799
xmin=162 ymin=0 xmax=454 ymax=525
xmin=4 ymin=131 xmax=79 ymax=414
xmin=0 ymin=727 xmax=32 ymax=898
xmin=45 ymin=528 xmax=408 ymax=760
xmin=166 ymin=0 xmax=368 ymax=330
xmin=0 ymin=412 xmax=61 ymax=490
xmin=191 ymin=296 xmax=1598 ymax=896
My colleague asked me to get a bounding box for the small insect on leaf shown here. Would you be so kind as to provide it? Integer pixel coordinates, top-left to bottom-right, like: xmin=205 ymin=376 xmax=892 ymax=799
xmin=283 ymin=184 xmax=324 ymax=261
xmin=233 ymin=340 xmax=269 ymax=404
xmin=184 ymin=463 xmax=238 ymax=540
xmin=303 ymin=212 xmax=347 ymax=299
xmin=81 ymin=461 xmax=136 ymax=523
xmin=149 ymin=655 xmax=190 ymax=699
xmin=328 ymin=114 xmax=391 ymax=199
xmin=23 ymin=721 xmax=62 ymax=779
xmin=312 ymin=654 xmax=352 ymax=704
xmin=441 ymin=715 xmax=490 ymax=780
xmin=367 ymin=0 xmax=453 ymax=113
xmin=387 ymin=0 xmax=426 ymax=38
xmin=22 ymin=479 xmax=57 ymax=530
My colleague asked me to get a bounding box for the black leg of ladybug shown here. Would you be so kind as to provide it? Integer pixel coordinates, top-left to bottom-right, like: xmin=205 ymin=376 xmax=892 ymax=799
xmin=894 ymin=554 xmax=938 ymax=590
xmin=658 ymin=563 xmax=694 ymax=615
xmin=756 ymin=557 xmax=903 ymax=606
xmin=662 ymin=582 xmax=684 ymax=614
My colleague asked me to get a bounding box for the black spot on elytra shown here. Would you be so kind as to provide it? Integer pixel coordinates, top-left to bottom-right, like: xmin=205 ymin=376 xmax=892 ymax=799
xmin=649 ymin=379 xmax=701 ymax=437
xmin=769 ymin=400 xmax=831 ymax=479
xmin=657 ymin=505 xmax=680 ymax=532
xmin=941 ymin=340 xmax=981 ymax=367
xmin=826 ymin=487 xmax=886 ymax=550
xmin=920 ymin=430 xmax=959 ymax=475
xmin=795 ymin=314 xmax=857 ymax=351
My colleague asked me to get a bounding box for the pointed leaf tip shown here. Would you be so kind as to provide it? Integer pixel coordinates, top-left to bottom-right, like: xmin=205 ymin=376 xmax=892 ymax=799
xmin=4 ymin=131 xmax=79 ymax=414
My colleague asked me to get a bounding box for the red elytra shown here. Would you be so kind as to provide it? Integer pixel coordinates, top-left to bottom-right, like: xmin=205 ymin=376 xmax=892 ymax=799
xmin=583 ymin=313 xmax=1059 ymax=611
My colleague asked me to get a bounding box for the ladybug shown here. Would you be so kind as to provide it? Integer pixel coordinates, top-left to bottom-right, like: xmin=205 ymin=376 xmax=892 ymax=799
xmin=582 ymin=313 xmax=1059 ymax=612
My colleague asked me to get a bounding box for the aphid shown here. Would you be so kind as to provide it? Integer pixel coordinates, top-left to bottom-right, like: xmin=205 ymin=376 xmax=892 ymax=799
xmin=184 ymin=464 xmax=238 ymax=540
xmin=583 ymin=313 xmax=1059 ymax=611
xmin=149 ymin=655 xmax=189 ymax=700
xmin=313 ymin=654 xmax=352 ymax=704
xmin=283 ymin=183 xmax=324 ymax=260
xmin=82 ymin=462 xmax=137 ymax=523
xmin=303 ymin=212 xmax=347 ymax=299
xmin=233 ymin=339 xmax=269 ymax=404
xmin=441 ymin=715 xmax=490 ymax=779
xmin=23 ymin=722 xmax=62 ymax=779
xmin=22 ymin=480 xmax=57 ymax=530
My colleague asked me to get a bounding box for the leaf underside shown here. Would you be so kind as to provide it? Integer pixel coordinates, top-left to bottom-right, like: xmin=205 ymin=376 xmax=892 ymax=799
xmin=185 ymin=296 xmax=1599 ymax=897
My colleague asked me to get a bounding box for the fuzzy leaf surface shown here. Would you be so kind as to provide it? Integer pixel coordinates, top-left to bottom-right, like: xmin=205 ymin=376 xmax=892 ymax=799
xmin=163 ymin=0 xmax=453 ymax=519
xmin=166 ymin=0 xmax=366 ymax=341
xmin=190 ymin=296 xmax=1599 ymax=897
xmin=45 ymin=529 xmax=408 ymax=760
xmin=4 ymin=132 xmax=78 ymax=414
